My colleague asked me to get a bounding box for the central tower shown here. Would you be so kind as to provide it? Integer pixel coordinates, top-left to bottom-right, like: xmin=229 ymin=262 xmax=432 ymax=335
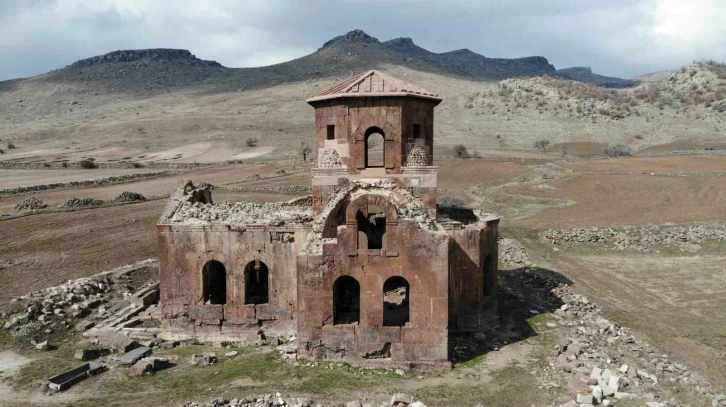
xmin=306 ymin=70 xmax=443 ymax=218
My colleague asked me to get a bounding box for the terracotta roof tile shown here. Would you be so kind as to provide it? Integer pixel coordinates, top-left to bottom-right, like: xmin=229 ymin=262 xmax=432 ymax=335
xmin=306 ymin=70 xmax=442 ymax=103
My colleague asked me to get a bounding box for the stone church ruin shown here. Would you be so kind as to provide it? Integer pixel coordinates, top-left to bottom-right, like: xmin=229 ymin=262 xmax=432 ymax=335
xmin=157 ymin=70 xmax=500 ymax=369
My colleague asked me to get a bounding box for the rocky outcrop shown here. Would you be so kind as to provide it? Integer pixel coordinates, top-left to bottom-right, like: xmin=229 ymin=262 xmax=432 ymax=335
xmin=556 ymin=66 xmax=639 ymax=88
xmin=70 ymin=49 xmax=222 ymax=68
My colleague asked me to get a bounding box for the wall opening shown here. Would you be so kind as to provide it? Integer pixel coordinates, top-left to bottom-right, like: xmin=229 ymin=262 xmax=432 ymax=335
xmin=327 ymin=125 xmax=335 ymax=140
xmin=483 ymin=255 xmax=495 ymax=297
xmin=333 ymin=276 xmax=360 ymax=324
xmin=413 ymin=123 xmax=422 ymax=140
xmin=365 ymin=127 xmax=385 ymax=168
xmin=356 ymin=205 xmax=386 ymax=250
xmin=383 ymin=276 xmax=410 ymax=326
xmin=202 ymin=260 xmax=226 ymax=305
xmin=244 ymin=260 xmax=269 ymax=304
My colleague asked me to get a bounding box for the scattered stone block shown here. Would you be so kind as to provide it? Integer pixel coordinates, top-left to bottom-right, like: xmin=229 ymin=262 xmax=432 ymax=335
xmin=410 ymin=402 xmax=427 ymax=407
xmin=35 ymin=340 xmax=49 ymax=351
xmin=97 ymin=330 xmax=139 ymax=353
xmin=346 ymin=401 xmax=362 ymax=407
xmin=131 ymin=357 xmax=170 ymax=376
xmin=390 ymin=393 xmax=414 ymax=406
xmin=576 ymin=393 xmax=593 ymax=404
xmin=224 ymin=351 xmax=238 ymax=357
xmin=590 ymin=366 xmax=602 ymax=380
xmin=117 ymin=346 xmax=152 ymax=366
xmin=191 ymin=352 xmax=217 ymax=366
xmin=74 ymin=348 xmax=110 ymax=361
xmin=75 ymin=320 xmax=95 ymax=332
xmin=46 ymin=362 xmax=104 ymax=391
xmin=592 ymin=385 xmax=603 ymax=404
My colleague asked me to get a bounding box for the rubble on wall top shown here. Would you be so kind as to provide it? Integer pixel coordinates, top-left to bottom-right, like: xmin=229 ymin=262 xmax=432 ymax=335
xmin=168 ymin=200 xmax=313 ymax=226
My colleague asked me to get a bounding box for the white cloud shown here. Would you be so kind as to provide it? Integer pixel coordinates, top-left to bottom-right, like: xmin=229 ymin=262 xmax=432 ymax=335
xmin=0 ymin=0 xmax=724 ymax=80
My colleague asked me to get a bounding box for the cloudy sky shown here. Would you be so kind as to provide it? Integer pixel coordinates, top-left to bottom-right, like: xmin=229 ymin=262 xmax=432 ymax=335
xmin=1 ymin=0 xmax=725 ymax=81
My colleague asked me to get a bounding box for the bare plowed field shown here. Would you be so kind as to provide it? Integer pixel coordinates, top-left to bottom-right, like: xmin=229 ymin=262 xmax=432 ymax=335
xmin=506 ymin=174 xmax=726 ymax=228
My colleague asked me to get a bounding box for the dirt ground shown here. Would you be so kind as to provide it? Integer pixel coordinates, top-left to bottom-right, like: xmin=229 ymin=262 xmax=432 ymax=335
xmin=0 ymin=168 xmax=164 ymax=190
xmin=522 ymin=242 xmax=726 ymax=390
xmin=506 ymin=173 xmax=726 ymax=228
xmin=0 ymin=163 xmax=295 ymax=213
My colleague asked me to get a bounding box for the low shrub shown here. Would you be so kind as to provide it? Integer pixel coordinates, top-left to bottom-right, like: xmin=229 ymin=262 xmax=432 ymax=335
xmin=79 ymin=160 xmax=98 ymax=169
xmin=604 ymin=144 xmax=632 ymax=157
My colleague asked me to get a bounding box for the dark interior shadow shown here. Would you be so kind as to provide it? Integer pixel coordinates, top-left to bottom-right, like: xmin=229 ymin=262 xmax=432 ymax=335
xmin=448 ymin=266 xmax=573 ymax=366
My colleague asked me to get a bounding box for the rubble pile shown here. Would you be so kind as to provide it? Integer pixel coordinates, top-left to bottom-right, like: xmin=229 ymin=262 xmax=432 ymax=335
xmin=499 ymin=237 xmax=530 ymax=266
xmin=548 ymin=283 xmax=721 ymax=407
xmin=115 ymin=191 xmax=147 ymax=202
xmin=179 ymin=392 xmax=427 ymax=407
xmin=170 ymin=201 xmax=313 ymax=225
xmin=62 ymin=197 xmax=105 ymax=207
xmin=13 ymin=197 xmax=47 ymax=211
xmin=541 ymin=224 xmax=726 ymax=251
xmin=2 ymin=275 xmax=112 ymax=333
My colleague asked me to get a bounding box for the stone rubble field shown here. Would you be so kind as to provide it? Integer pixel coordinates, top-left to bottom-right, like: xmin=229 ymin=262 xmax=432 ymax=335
xmin=541 ymin=223 xmax=726 ymax=252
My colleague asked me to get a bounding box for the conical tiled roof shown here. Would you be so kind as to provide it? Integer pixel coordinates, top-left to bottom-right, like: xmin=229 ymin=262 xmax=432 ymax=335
xmin=306 ymin=70 xmax=442 ymax=103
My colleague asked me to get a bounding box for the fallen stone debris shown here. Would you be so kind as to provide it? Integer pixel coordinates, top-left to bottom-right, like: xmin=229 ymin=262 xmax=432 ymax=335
xmin=179 ymin=392 xmax=428 ymax=407
xmin=191 ymin=352 xmax=218 ymax=366
xmin=2 ymin=274 xmax=112 ymax=332
xmin=546 ymin=280 xmax=722 ymax=407
xmin=13 ymin=197 xmax=47 ymax=211
xmin=45 ymin=362 xmax=104 ymax=392
xmin=115 ymin=191 xmax=147 ymax=202
xmin=499 ymin=237 xmax=530 ymax=266
xmin=169 ymin=200 xmax=313 ymax=225
xmin=61 ymin=197 xmax=105 ymax=207
xmin=541 ymin=224 xmax=726 ymax=252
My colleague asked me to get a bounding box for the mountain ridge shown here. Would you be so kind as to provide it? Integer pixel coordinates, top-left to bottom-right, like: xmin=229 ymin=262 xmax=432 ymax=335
xmin=33 ymin=29 xmax=634 ymax=92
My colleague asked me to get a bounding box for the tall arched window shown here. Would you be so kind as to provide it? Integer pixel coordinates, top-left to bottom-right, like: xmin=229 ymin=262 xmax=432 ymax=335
xmin=483 ymin=255 xmax=495 ymax=297
xmin=244 ymin=260 xmax=269 ymax=304
xmin=365 ymin=127 xmax=385 ymax=168
xmin=383 ymin=276 xmax=410 ymax=327
xmin=333 ymin=276 xmax=360 ymax=325
xmin=202 ymin=260 xmax=226 ymax=305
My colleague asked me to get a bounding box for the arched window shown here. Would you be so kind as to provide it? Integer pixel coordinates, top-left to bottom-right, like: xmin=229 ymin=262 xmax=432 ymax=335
xmin=244 ymin=260 xmax=269 ymax=304
xmin=356 ymin=206 xmax=386 ymax=250
xmin=333 ymin=276 xmax=360 ymax=325
xmin=202 ymin=260 xmax=226 ymax=305
xmin=365 ymin=127 xmax=385 ymax=168
xmin=483 ymin=255 xmax=495 ymax=297
xmin=383 ymin=276 xmax=410 ymax=327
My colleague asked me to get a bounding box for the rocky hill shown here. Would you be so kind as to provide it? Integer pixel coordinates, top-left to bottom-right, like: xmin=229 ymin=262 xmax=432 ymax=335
xmin=32 ymin=30 xmax=633 ymax=94
xmin=555 ymin=67 xmax=638 ymax=88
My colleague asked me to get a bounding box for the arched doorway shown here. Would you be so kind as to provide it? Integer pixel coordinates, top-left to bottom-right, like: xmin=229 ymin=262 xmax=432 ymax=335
xmin=333 ymin=276 xmax=360 ymax=324
xmin=202 ymin=260 xmax=226 ymax=305
xmin=383 ymin=276 xmax=410 ymax=326
xmin=244 ymin=260 xmax=269 ymax=304
xmin=365 ymin=127 xmax=385 ymax=168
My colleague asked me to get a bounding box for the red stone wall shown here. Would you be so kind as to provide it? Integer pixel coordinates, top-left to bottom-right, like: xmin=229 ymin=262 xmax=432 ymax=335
xmin=447 ymin=219 xmax=499 ymax=332
xmin=157 ymin=224 xmax=309 ymax=341
xmin=311 ymin=97 xmax=437 ymax=175
xmin=296 ymin=195 xmax=451 ymax=368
